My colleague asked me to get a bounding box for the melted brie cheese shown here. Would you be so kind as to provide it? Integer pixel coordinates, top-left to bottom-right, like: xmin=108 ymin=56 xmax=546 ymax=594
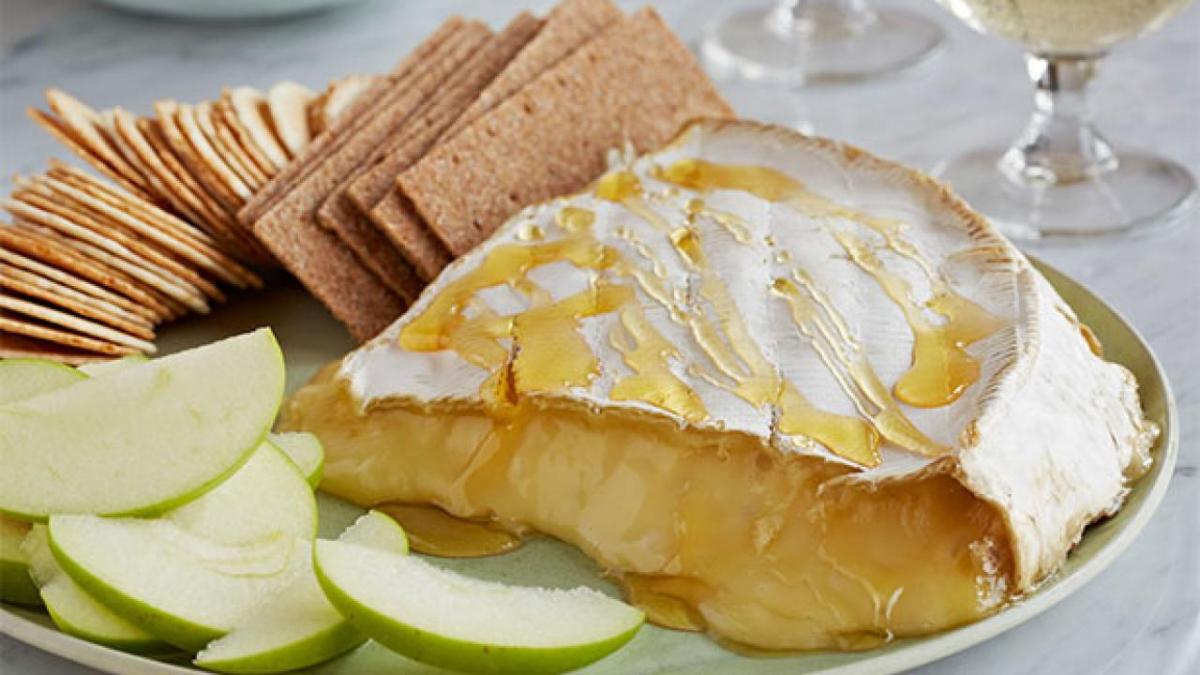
xmin=282 ymin=120 xmax=1154 ymax=650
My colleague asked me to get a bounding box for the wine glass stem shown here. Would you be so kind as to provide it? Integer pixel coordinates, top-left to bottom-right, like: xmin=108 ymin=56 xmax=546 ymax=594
xmin=769 ymin=0 xmax=878 ymax=37
xmin=1001 ymin=54 xmax=1117 ymax=186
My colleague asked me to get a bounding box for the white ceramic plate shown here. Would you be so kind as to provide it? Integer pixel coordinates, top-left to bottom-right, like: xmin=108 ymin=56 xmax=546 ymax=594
xmin=92 ymin=0 xmax=368 ymax=22
xmin=0 ymin=259 xmax=1178 ymax=674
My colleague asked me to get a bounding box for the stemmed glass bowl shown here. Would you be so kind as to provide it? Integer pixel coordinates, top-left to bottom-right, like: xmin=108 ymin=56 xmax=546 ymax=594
xmin=932 ymin=0 xmax=1196 ymax=240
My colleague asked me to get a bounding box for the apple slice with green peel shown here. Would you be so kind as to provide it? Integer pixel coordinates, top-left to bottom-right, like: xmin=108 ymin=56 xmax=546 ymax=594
xmin=0 ymin=328 xmax=284 ymax=521
xmin=1 ymin=516 xmax=39 ymax=606
xmin=0 ymin=359 xmax=87 ymax=605
xmin=314 ymin=541 xmax=644 ymax=675
xmin=76 ymin=355 xmax=148 ymax=377
xmin=49 ymin=515 xmax=308 ymax=652
xmin=0 ymin=358 xmax=85 ymax=405
xmin=194 ymin=511 xmax=407 ymax=673
xmin=268 ymin=432 xmax=324 ymax=487
xmin=167 ymin=441 xmax=317 ymax=545
xmin=22 ymin=525 xmax=174 ymax=655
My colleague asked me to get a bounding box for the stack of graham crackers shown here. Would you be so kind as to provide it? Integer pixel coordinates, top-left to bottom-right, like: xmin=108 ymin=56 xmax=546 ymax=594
xmin=245 ymin=0 xmax=732 ymax=341
xmin=3 ymin=0 xmax=733 ymax=358
xmin=1 ymin=79 xmax=373 ymax=362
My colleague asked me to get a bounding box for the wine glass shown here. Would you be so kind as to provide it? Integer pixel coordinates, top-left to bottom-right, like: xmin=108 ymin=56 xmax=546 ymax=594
xmin=701 ymin=0 xmax=945 ymax=84
xmin=933 ymin=0 xmax=1197 ymax=240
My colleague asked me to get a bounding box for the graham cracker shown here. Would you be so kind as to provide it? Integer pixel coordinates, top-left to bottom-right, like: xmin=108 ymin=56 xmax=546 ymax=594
xmin=400 ymin=8 xmax=735 ymax=255
xmin=0 ymin=247 xmax=157 ymax=323
xmin=0 ymin=332 xmax=109 ymax=364
xmin=357 ymin=0 xmax=620 ymax=282
xmin=444 ymin=0 xmax=622 ymax=139
xmin=327 ymin=12 xmax=544 ymax=286
xmin=252 ymin=217 xmax=405 ymax=342
xmin=250 ymin=24 xmax=495 ymax=339
xmin=0 ymin=261 xmax=155 ymax=340
xmin=369 ymin=192 xmax=451 ymax=280
xmin=314 ymin=203 xmax=424 ymax=302
xmin=238 ymin=17 xmax=474 ymax=228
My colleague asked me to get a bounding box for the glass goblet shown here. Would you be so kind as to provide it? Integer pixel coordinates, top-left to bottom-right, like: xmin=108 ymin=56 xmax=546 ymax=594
xmin=933 ymin=0 xmax=1196 ymax=240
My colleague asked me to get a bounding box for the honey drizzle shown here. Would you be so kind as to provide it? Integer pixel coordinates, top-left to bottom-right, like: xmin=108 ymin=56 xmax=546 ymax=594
xmin=377 ymin=503 xmax=523 ymax=558
xmin=836 ymin=232 xmax=1004 ymax=408
xmin=605 ymin=174 xmax=880 ymax=465
xmin=654 ymin=159 xmax=1005 ymax=410
xmin=771 ymin=277 xmax=945 ymax=459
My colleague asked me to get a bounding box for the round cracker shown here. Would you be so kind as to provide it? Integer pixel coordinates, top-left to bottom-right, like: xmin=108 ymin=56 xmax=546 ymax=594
xmin=7 ymin=189 xmax=226 ymax=303
xmin=0 ymin=224 xmax=172 ymax=319
xmin=0 ymin=247 xmax=158 ymax=323
xmin=266 ymin=81 xmax=316 ymax=159
xmin=227 ymin=87 xmax=290 ymax=171
xmin=0 ymin=293 xmax=155 ymax=353
xmin=0 ymin=312 xmax=140 ymax=357
xmin=38 ymin=167 xmax=261 ymax=290
xmin=0 ymin=261 xmax=156 ymax=340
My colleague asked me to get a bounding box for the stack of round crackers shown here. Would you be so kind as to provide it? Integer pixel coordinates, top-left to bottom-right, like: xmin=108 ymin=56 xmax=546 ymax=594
xmin=1 ymin=79 xmax=375 ymax=363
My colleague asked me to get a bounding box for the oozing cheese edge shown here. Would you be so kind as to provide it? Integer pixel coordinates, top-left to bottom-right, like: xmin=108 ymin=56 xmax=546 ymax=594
xmin=282 ymin=367 xmax=1014 ymax=651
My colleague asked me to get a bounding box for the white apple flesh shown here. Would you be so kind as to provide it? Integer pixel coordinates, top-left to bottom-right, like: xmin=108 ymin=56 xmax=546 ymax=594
xmin=194 ymin=511 xmax=407 ymax=673
xmin=0 ymin=329 xmax=285 ymax=521
xmin=22 ymin=525 xmax=173 ymax=655
xmin=0 ymin=358 xmax=85 ymax=405
xmin=0 ymin=358 xmax=86 ymax=604
xmin=268 ymin=432 xmax=324 ymax=488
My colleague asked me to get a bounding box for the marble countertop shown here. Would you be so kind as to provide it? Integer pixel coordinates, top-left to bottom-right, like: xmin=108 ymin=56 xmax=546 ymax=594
xmin=1 ymin=0 xmax=1196 ymax=673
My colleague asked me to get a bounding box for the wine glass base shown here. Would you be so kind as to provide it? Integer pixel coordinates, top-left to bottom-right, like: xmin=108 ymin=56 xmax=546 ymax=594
xmin=935 ymin=149 xmax=1197 ymax=242
xmin=701 ymin=5 xmax=944 ymax=85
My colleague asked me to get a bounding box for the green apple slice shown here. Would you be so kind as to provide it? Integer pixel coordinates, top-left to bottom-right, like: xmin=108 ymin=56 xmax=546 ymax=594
xmin=0 ymin=358 xmax=85 ymax=405
xmin=1 ymin=516 xmax=39 ymax=606
xmin=49 ymin=515 xmax=308 ymax=652
xmin=76 ymin=355 xmax=148 ymax=377
xmin=314 ymin=541 xmax=644 ymax=674
xmin=0 ymin=358 xmax=87 ymax=604
xmin=0 ymin=328 xmax=284 ymax=521
xmin=22 ymin=524 xmax=173 ymax=654
xmin=167 ymin=441 xmax=317 ymax=545
xmin=194 ymin=511 xmax=407 ymax=673
xmin=268 ymin=432 xmax=324 ymax=487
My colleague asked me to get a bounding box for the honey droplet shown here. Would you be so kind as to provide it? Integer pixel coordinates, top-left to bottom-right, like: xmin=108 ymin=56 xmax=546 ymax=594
xmin=517 ymin=222 xmax=545 ymax=241
xmin=595 ymin=170 xmax=643 ymax=202
xmin=554 ymin=206 xmax=595 ymax=233
xmin=377 ymin=503 xmax=524 ymax=558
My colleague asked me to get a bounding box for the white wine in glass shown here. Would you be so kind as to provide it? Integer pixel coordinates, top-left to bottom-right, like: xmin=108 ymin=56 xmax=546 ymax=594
xmin=934 ymin=0 xmax=1197 ymax=240
xmin=702 ymin=0 xmax=945 ymax=84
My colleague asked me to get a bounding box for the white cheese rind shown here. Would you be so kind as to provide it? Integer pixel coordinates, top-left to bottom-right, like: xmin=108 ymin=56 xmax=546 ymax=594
xmin=341 ymin=120 xmax=1153 ymax=591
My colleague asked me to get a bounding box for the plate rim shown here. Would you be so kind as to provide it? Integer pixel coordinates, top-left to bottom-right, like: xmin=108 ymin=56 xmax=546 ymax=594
xmin=0 ymin=257 xmax=1180 ymax=675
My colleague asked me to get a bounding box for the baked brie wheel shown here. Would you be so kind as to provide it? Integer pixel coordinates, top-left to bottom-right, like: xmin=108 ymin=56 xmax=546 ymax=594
xmin=283 ymin=120 xmax=1155 ymax=651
